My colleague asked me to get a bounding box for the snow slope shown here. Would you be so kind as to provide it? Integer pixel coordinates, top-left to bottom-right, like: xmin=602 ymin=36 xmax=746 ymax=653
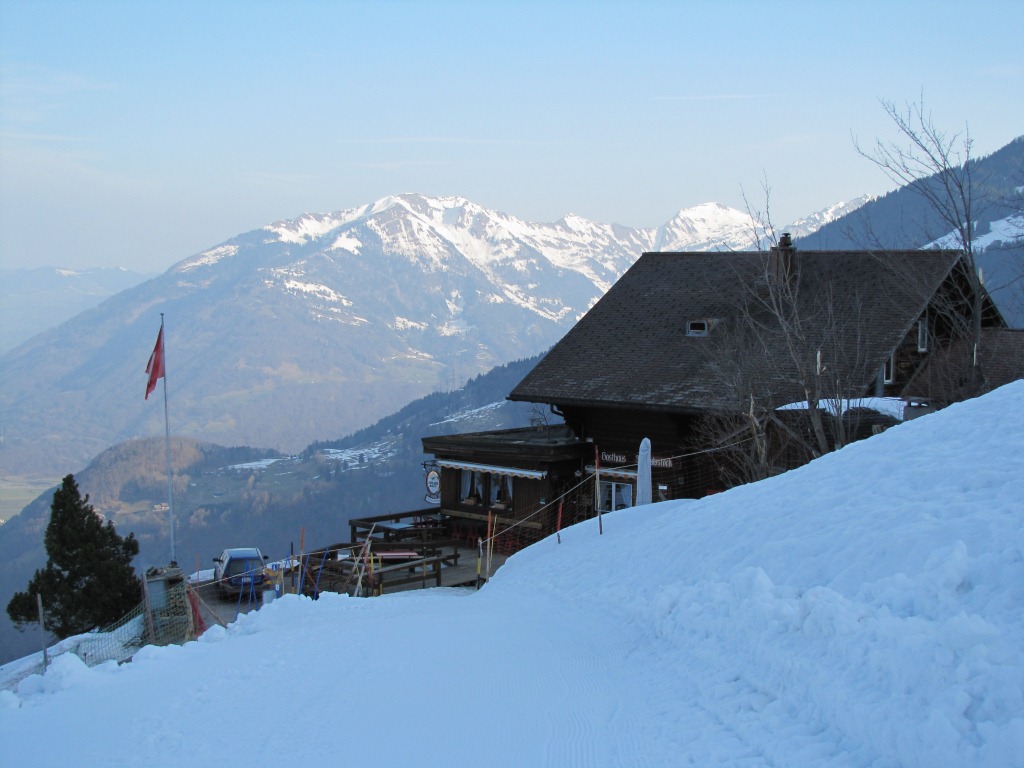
xmin=2 ymin=382 xmax=1022 ymax=767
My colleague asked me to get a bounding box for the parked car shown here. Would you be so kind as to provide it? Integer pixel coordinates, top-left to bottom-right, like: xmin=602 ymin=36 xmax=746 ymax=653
xmin=213 ymin=547 xmax=268 ymax=598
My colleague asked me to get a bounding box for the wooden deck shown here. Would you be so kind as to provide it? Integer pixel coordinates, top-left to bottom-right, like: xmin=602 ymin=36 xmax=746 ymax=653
xmin=298 ymin=536 xmax=511 ymax=597
xmin=191 ymin=541 xmax=510 ymax=628
xmin=290 ymin=543 xmax=508 ymax=596
xmin=369 ymin=544 xmax=508 ymax=594
xmin=326 ymin=508 xmax=531 ymax=595
xmin=409 ymin=543 xmax=508 ymax=591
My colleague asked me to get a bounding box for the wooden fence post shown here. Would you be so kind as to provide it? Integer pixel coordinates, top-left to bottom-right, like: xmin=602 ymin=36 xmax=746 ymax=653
xmin=36 ymin=593 xmax=48 ymax=672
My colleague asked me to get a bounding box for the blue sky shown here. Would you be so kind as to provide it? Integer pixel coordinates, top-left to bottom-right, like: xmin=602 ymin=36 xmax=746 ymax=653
xmin=2 ymin=0 xmax=1022 ymax=272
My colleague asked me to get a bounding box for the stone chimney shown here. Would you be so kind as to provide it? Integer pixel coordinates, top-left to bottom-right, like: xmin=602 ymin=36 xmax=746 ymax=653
xmin=769 ymin=232 xmax=796 ymax=284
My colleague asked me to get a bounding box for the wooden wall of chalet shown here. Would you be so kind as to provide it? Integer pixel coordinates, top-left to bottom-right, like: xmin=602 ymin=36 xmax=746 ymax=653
xmin=440 ymin=469 xmax=461 ymax=508
xmin=561 ymin=406 xmax=720 ymax=497
xmin=561 ymin=406 xmax=691 ymax=450
xmin=511 ymin=475 xmax=546 ymax=520
xmin=438 ymin=467 xmax=558 ymax=526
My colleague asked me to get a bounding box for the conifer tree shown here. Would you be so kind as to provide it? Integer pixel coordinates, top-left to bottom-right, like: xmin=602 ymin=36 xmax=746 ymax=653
xmin=7 ymin=474 xmax=141 ymax=639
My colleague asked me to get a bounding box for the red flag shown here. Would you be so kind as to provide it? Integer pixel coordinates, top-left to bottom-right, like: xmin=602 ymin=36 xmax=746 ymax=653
xmin=145 ymin=327 xmax=165 ymax=400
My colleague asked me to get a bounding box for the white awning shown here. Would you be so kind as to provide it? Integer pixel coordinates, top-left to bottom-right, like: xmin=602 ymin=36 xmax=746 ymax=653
xmin=586 ymin=465 xmax=637 ymax=480
xmin=437 ymin=460 xmax=546 ymax=480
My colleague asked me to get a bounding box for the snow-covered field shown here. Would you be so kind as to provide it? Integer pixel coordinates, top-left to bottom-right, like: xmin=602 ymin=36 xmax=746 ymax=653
xmin=2 ymin=382 xmax=1022 ymax=767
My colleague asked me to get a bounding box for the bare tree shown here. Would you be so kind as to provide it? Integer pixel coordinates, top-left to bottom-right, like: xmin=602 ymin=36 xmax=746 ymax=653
xmin=528 ymin=404 xmax=550 ymax=428
xmin=695 ymin=316 xmax=777 ymax=485
xmin=743 ymin=247 xmax=880 ymax=453
xmin=729 ymin=189 xmax=837 ymax=457
xmin=855 ymin=96 xmax=984 ymax=376
xmin=740 ymin=175 xmax=781 ymax=251
xmin=696 ymin=239 xmax=884 ymax=488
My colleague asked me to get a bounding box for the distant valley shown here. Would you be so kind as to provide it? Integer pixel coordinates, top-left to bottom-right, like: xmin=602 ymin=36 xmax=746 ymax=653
xmin=0 ymin=266 xmax=154 ymax=354
xmin=0 ymin=354 xmax=544 ymax=663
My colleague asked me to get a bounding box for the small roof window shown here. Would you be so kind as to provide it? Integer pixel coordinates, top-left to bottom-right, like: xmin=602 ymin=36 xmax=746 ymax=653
xmin=686 ymin=320 xmax=710 ymax=337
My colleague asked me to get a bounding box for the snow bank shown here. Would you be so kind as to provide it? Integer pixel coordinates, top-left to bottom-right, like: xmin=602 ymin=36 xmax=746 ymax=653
xmin=1 ymin=382 xmax=1022 ymax=767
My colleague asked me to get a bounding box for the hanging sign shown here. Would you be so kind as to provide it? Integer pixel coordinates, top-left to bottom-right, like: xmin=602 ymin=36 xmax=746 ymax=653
xmin=424 ymin=468 xmax=441 ymax=504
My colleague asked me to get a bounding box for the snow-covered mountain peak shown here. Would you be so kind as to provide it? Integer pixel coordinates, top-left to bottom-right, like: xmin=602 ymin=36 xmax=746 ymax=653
xmin=654 ymin=202 xmax=756 ymax=251
xmin=677 ymin=200 xmax=736 ymax=217
xmin=365 ymin=193 xmax=411 ymax=217
xmin=670 ymin=202 xmax=751 ymax=229
xmin=364 ymin=192 xmax=479 ymax=222
xmin=556 ymin=212 xmax=601 ymax=233
xmin=782 ymin=195 xmax=872 ymax=240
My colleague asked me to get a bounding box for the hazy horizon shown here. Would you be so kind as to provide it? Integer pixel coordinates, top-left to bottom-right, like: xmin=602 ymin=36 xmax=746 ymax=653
xmin=2 ymin=0 xmax=1022 ymax=273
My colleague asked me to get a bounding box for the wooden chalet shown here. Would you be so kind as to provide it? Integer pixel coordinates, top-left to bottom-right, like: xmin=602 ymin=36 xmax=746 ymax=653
xmin=421 ymin=239 xmax=1015 ymax=549
xmin=421 ymin=424 xmax=591 ymax=548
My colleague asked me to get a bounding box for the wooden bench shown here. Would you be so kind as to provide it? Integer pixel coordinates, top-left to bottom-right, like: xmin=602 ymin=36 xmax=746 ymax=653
xmin=329 ymin=539 xmax=462 ymax=559
xmin=369 ymin=550 xmax=420 ymax=563
xmin=367 ymin=555 xmax=446 ymax=592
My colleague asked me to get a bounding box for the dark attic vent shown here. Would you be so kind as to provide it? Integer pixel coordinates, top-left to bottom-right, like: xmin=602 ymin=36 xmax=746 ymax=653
xmin=686 ymin=320 xmax=710 ymax=337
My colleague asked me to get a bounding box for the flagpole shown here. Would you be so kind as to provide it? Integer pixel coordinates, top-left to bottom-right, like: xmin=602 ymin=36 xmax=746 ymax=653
xmin=159 ymin=314 xmax=176 ymax=564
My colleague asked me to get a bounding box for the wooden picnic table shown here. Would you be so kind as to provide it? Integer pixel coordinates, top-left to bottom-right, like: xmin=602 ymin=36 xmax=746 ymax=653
xmin=374 ymin=522 xmax=447 ymax=541
xmin=349 ymin=511 xmax=442 ymax=542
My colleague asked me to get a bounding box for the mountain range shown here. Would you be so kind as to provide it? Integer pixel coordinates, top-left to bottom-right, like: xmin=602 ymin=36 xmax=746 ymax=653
xmin=0 ymin=194 xmax=862 ymax=480
xmin=3 ymin=134 xmax=1021 ymax=483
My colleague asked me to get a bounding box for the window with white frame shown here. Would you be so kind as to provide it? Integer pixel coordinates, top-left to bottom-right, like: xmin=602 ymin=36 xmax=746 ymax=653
xmin=480 ymin=474 xmax=512 ymax=508
xmin=597 ymin=480 xmax=633 ymax=512
xmin=494 ymin=474 xmax=513 ymax=506
xmin=917 ymin=318 xmax=929 ymax=352
xmin=459 ymin=469 xmax=514 ymax=508
xmin=883 ymin=354 xmax=895 ymax=385
xmin=460 ymin=470 xmax=486 ymax=504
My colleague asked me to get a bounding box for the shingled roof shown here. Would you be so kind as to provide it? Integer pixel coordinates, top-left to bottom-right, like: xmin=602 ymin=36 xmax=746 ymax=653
xmin=508 ymin=248 xmax=965 ymax=414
